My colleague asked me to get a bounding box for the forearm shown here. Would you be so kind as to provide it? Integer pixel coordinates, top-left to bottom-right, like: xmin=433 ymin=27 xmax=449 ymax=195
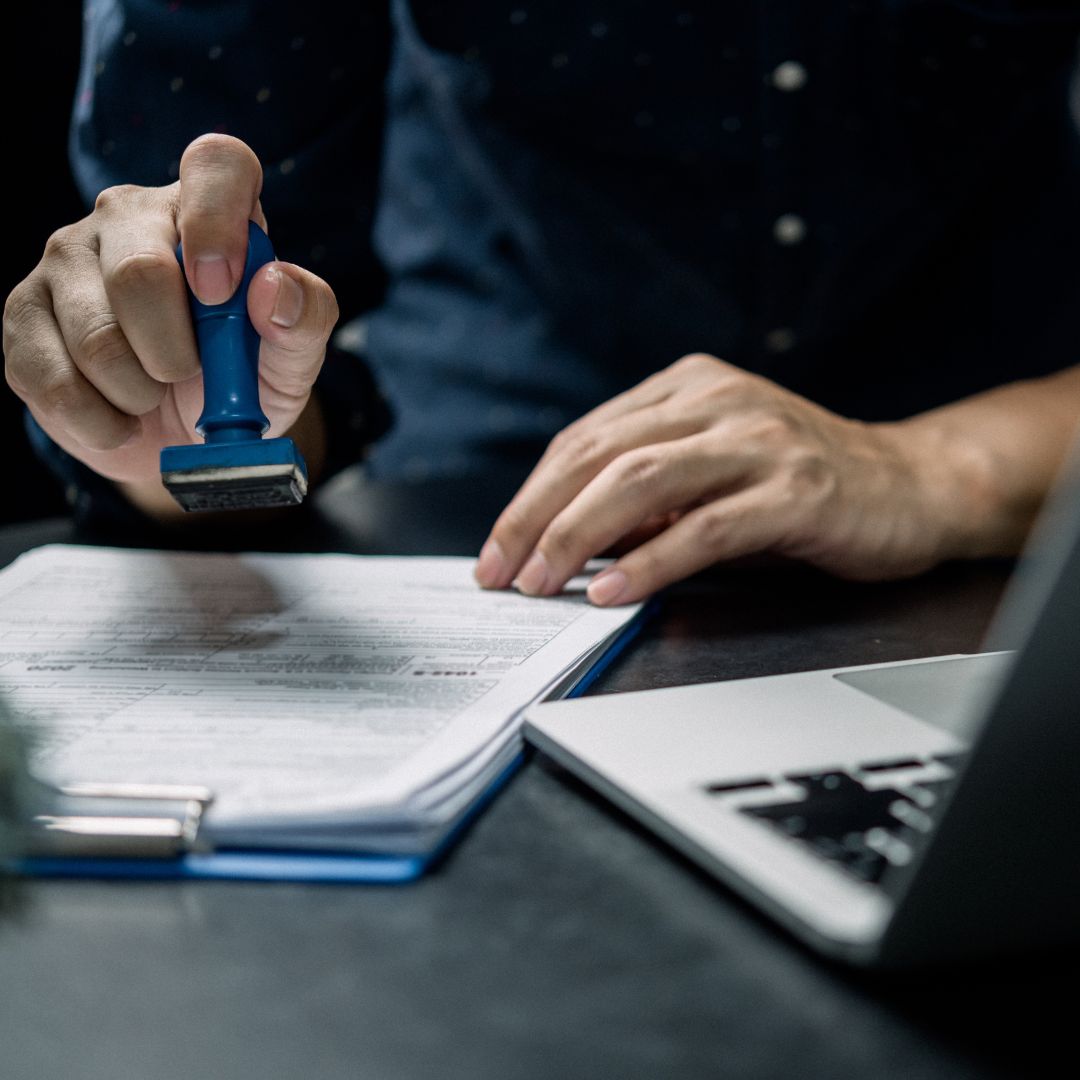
xmin=882 ymin=363 xmax=1080 ymax=560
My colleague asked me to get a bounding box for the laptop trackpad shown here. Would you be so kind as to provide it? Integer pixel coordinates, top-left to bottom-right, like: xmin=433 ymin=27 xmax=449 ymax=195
xmin=833 ymin=652 xmax=1012 ymax=738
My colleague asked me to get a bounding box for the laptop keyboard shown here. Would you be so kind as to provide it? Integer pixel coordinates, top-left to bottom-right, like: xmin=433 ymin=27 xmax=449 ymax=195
xmin=706 ymin=755 xmax=964 ymax=885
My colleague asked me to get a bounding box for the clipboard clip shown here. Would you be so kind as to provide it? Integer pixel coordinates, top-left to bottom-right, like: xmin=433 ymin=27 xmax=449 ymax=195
xmin=26 ymin=783 xmax=215 ymax=860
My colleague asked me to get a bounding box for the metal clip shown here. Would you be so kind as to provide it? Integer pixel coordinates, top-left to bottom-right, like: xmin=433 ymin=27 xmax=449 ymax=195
xmin=26 ymin=783 xmax=214 ymax=860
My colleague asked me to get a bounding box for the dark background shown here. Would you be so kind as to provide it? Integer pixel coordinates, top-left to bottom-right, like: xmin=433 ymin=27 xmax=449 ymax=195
xmin=2 ymin=8 xmax=85 ymax=524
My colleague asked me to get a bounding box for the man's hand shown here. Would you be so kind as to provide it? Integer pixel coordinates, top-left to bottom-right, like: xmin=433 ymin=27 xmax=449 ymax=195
xmin=475 ymin=353 xmax=1024 ymax=605
xmin=3 ymin=134 xmax=338 ymax=516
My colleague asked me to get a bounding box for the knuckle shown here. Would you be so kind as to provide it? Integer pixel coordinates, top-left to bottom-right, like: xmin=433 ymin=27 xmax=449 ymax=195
xmin=3 ymin=281 xmax=42 ymax=336
xmin=674 ymin=352 xmax=722 ymax=376
xmin=42 ymin=223 xmax=89 ymax=263
xmin=559 ymin=431 xmax=607 ymax=469
xmin=107 ymin=249 xmax=176 ymax=294
xmin=539 ymin=518 xmax=579 ymax=562
xmin=182 ymin=134 xmax=262 ymax=183
xmin=39 ymin=371 xmax=84 ymax=416
xmin=148 ymin=354 xmax=200 ymax=384
xmin=75 ymin=316 xmax=132 ymax=373
xmin=710 ymin=366 xmax=752 ymax=396
xmin=743 ymin=409 xmax=801 ymax=445
xmin=4 ymin=344 xmax=33 ymax=398
xmin=120 ymin=346 xmax=195 ymax=401
xmin=93 ymin=183 xmax=141 ymax=216
xmin=3 ymin=351 xmax=63 ymax=408
xmin=494 ymin=500 xmax=533 ymax=544
xmin=681 ymin=367 xmax=751 ymax=415
xmin=676 ymin=351 xmax=714 ymax=368
xmin=3 ymin=287 xmax=47 ymax=394
xmin=545 ymin=423 xmax=578 ymax=457
xmin=693 ymin=504 xmax=733 ymax=551
xmin=609 ymin=447 xmax=667 ymax=492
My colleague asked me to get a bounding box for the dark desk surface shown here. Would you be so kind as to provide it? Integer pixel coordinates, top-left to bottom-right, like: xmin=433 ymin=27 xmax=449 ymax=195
xmin=0 ymin=469 xmax=1071 ymax=1080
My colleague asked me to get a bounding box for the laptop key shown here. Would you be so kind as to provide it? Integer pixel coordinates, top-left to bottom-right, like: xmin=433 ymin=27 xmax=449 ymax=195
xmin=858 ymin=758 xmax=924 ymax=773
xmin=908 ymin=777 xmax=956 ymax=802
xmin=741 ymin=770 xmax=922 ymax=884
xmin=704 ymin=777 xmax=774 ymax=795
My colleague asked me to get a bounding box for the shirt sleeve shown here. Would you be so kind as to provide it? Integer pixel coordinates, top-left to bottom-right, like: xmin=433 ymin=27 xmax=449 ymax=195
xmin=72 ymin=0 xmax=391 ymax=323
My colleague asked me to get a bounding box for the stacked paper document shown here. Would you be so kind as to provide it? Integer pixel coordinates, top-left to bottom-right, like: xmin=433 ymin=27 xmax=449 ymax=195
xmin=0 ymin=546 xmax=644 ymax=878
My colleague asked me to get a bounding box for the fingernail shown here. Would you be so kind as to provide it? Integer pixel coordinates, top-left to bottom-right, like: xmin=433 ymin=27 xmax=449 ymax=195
xmin=514 ymin=550 xmax=550 ymax=596
xmin=587 ymin=569 xmax=628 ymax=606
xmin=475 ymin=539 xmax=508 ymax=588
xmin=268 ymin=265 xmax=303 ymax=328
xmin=193 ymin=254 xmax=234 ymax=305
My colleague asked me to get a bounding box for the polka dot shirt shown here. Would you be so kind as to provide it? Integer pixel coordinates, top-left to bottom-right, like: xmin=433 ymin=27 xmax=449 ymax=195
xmin=68 ymin=0 xmax=1080 ymax=484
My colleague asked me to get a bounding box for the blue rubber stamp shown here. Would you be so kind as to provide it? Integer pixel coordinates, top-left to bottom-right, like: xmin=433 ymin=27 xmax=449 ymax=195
xmin=160 ymin=221 xmax=308 ymax=511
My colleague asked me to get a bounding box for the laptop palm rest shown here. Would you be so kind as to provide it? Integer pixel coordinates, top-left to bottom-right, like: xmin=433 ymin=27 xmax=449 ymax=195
xmin=833 ymin=652 xmax=1012 ymax=738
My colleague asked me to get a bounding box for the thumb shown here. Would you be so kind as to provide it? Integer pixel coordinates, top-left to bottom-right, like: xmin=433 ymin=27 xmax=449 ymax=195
xmin=246 ymin=261 xmax=340 ymax=427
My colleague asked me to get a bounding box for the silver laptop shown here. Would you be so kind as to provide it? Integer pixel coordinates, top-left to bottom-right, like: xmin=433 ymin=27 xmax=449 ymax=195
xmin=524 ymin=442 xmax=1080 ymax=968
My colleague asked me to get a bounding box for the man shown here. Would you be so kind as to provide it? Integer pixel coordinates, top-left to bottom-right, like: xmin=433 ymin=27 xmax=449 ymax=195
xmin=5 ymin=2 xmax=1080 ymax=604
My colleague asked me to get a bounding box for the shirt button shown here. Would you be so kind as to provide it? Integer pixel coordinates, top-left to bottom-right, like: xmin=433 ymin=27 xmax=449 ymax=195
xmin=773 ymin=214 xmax=807 ymax=246
xmin=771 ymin=60 xmax=808 ymax=91
xmin=764 ymin=328 xmax=797 ymax=354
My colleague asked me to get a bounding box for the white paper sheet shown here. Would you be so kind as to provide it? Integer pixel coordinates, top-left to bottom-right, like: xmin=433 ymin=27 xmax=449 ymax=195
xmin=0 ymin=546 xmax=641 ymax=847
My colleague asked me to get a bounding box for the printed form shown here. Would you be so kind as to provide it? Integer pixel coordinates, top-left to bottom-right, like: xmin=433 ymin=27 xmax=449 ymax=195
xmin=0 ymin=546 xmax=643 ymax=851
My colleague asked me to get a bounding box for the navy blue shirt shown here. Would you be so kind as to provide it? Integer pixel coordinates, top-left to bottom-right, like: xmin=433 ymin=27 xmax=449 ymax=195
xmin=71 ymin=0 xmax=1080 ymax=485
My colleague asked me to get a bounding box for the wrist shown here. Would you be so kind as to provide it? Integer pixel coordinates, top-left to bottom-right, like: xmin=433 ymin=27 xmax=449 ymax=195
xmin=879 ymin=415 xmax=1013 ymax=562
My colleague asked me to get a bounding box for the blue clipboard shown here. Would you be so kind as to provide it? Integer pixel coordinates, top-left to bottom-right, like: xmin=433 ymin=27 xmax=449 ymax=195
xmin=16 ymin=601 xmax=655 ymax=884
